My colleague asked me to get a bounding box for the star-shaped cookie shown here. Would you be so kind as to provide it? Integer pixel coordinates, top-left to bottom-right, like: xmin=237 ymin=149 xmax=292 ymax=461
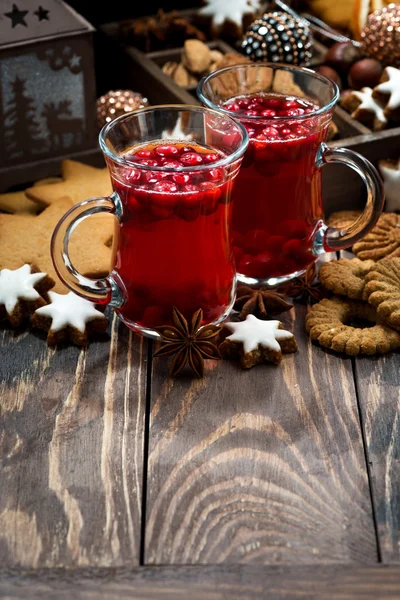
xmin=379 ymin=159 xmax=400 ymax=212
xmin=0 ymin=189 xmax=41 ymax=215
xmin=219 ymin=314 xmax=298 ymax=368
xmin=32 ymin=291 xmax=108 ymax=346
xmin=0 ymin=196 xmax=113 ymax=293
xmin=0 ymin=264 xmax=54 ymax=327
xmin=341 ymin=87 xmax=387 ymax=131
xmin=25 ymin=160 xmax=112 ymax=207
xmin=373 ymin=66 xmax=400 ymax=120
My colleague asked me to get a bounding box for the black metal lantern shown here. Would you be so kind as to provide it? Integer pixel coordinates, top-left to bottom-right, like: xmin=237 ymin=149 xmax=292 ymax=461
xmin=0 ymin=0 xmax=98 ymax=189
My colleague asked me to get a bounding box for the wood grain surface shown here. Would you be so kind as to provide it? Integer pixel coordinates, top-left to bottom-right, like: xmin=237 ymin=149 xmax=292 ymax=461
xmin=0 ymin=313 xmax=147 ymax=568
xmin=145 ymin=303 xmax=377 ymax=564
xmin=354 ymin=355 xmax=400 ymax=563
xmin=337 ymin=249 xmax=400 ymax=563
xmin=1 ymin=565 xmax=400 ymax=599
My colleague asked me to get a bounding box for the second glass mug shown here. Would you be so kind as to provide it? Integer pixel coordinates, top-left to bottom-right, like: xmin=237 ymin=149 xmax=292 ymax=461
xmin=197 ymin=63 xmax=384 ymax=286
xmin=51 ymin=105 xmax=248 ymax=338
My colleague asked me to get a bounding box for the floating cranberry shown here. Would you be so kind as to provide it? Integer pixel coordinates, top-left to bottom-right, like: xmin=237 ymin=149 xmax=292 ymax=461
xmin=203 ymin=153 xmax=220 ymax=163
xmin=176 ymin=185 xmax=201 ymax=221
xmin=160 ymin=159 xmax=181 ymax=168
xmin=135 ymin=149 xmax=154 ymax=159
xmin=261 ymin=109 xmax=277 ymax=117
xmin=199 ymin=182 xmax=221 ymax=215
xmin=264 ymin=235 xmax=286 ymax=252
xmin=225 ymin=102 xmax=240 ymax=112
xmin=172 ymin=172 xmax=191 ymax=185
xmin=154 ymin=144 xmax=180 ymax=158
xmin=180 ymin=146 xmax=193 ymax=153
xmin=153 ymin=180 xmax=178 ymax=194
xmin=126 ymin=168 xmax=141 ymax=183
xmin=138 ymin=159 xmax=158 ymax=167
xmin=243 ymin=229 xmax=270 ymax=254
xmin=280 ymin=220 xmax=309 ymax=239
xmin=180 ymin=152 xmax=203 ymax=166
xmin=207 ymin=168 xmax=224 ymax=182
xmin=282 ymin=238 xmax=305 ymax=256
xmin=265 ymin=98 xmax=281 ymax=109
xmin=285 ymin=108 xmax=305 ymax=117
xmin=280 ymin=127 xmax=292 ymax=136
xmin=143 ymin=171 xmax=169 ymax=185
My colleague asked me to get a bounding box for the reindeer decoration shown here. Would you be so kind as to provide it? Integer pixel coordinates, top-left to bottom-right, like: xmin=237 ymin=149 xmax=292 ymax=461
xmin=42 ymin=100 xmax=84 ymax=150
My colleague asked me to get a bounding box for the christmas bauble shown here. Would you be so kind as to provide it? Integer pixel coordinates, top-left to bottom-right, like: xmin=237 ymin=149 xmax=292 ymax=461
xmin=96 ymin=90 xmax=149 ymax=129
xmin=240 ymin=11 xmax=312 ymax=65
xmin=360 ymin=4 xmax=400 ymax=67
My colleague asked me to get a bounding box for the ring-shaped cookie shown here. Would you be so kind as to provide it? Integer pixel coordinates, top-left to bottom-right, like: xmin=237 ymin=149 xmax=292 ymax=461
xmin=319 ymin=258 xmax=376 ymax=300
xmin=306 ymin=296 xmax=400 ymax=355
xmin=365 ymin=257 xmax=400 ymax=332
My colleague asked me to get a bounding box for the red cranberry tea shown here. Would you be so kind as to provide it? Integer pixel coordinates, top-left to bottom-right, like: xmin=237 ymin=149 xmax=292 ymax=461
xmin=223 ymin=93 xmax=329 ymax=282
xmin=111 ymin=142 xmax=235 ymax=330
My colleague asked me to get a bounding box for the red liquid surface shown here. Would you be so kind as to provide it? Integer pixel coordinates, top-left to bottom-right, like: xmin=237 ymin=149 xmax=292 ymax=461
xmin=223 ymin=93 xmax=328 ymax=280
xmin=111 ymin=142 xmax=235 ymax=330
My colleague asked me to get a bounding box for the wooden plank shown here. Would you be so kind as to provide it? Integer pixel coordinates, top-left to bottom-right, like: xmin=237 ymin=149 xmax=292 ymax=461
xmin=354 ymin=355 xmax=400 ymax=563
xmin=0 ymin=313 xmax=147 ymax=568
xmin=145 ymin=303 xmax=377 ymax=564
xmin=1 ymin=565 xmax=400 ymax=599
xmin=337 ymin=249 xmax=399 ymax=562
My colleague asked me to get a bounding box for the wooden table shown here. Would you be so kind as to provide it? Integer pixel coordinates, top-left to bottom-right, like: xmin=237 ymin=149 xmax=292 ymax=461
xmin=1 ymin=256 xmax=399 ymax=599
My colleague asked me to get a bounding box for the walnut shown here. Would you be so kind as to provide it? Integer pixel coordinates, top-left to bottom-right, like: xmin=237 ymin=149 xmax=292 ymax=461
xmin=181 ymin=40 xmax=211 ymax=74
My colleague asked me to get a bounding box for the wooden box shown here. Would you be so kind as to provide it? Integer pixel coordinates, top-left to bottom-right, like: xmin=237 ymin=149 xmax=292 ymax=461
xmin=98 ymin=16 xmax=400 ymax=215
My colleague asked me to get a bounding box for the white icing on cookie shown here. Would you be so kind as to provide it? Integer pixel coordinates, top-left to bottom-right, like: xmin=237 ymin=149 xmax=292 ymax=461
xmin=34 ymin=291 xmax=105 ymax=333
xmin=379 ymin=159 xmax=400 ymax=212
xmin=0 ymin=264 xmax=47 ymax=314
xmin=353 ymin=87 xmax=387 ymax=126
xmin=224 ymin=314 xmax=294 ymax=354
xmin=199 ymin=0 xmax=262 ymax=27
xmin=374 ymin=67 xmax=400 ymax=111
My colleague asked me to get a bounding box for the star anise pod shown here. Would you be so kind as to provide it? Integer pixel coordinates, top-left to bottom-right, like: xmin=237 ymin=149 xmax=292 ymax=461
xmin=153 ymin=307 xmax=221 ymax=378
xmin=234 ymin=285 xmax=293 ymax=320
xmin=281 ymin=263 xmax=326 ymax=302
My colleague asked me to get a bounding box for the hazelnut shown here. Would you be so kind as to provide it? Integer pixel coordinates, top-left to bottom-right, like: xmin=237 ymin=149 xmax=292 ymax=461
xmin=325 ymin=42 xmax=363 ymax=74
xmin=315 ymin=65 xmax=342 ymax=90
xmin=348 ymin=58 xmax=383 ymax=90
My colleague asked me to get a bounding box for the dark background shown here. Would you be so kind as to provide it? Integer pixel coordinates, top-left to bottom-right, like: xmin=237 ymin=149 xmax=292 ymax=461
xmin=67 ymin=1 xmax=202 ymax=25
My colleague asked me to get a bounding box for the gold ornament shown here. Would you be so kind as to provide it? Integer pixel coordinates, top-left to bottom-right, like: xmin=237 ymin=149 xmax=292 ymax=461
xmin=360 ymin=4 xmax=400 ymax=67
xmin=96 ymin=90 xmax=149 ymax=129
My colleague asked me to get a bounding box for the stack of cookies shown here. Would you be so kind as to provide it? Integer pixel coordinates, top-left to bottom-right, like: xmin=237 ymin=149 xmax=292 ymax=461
xmin=306 ymin=213 xmax=400 ymax=356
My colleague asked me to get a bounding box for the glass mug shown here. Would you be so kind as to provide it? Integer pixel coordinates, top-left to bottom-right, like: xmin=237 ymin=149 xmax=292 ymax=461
xmin=51 ymin=105 xmax=248 ymax=338
xmin=198 ymin=63 xmax=384 ymax=286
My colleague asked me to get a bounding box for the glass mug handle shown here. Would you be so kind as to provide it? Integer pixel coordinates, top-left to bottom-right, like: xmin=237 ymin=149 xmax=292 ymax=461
xmin=50 ymin=193 xmax=124 ymax=307
xmin=314 ymin=143 xmax=384 ymax=253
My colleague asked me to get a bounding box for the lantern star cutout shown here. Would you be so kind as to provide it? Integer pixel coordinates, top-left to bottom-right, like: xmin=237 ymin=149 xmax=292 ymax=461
xmin=70 ymin=54 xmax=81 ymax=69
xmin=5 ymin=3 xmax=28 ymax=28
xmin=34 ymin=5 xmax=49 ymax=21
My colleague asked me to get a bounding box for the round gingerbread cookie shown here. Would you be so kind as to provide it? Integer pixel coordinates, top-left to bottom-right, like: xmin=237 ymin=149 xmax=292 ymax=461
xmin=352 ymin=213 xmax=400 ymax=260
xmin=326 ymin=210 xmax=362 ymax=230
xmin=319 ymin=257 xmax=376 ymax=300
xmin=306 ymin=296 xmax=400 ymax=355
xmin=364 ymin=257 xmax=400 ymax=332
